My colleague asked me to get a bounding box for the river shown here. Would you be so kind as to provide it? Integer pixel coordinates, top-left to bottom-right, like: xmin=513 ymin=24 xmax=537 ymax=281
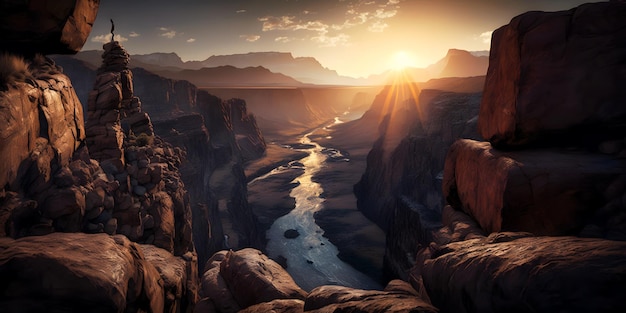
xmin=248 ymin=118 xmax=382 ymax=292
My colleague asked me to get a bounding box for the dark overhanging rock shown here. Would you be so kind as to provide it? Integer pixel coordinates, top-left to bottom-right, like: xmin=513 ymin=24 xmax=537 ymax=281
xmin=0 ymin=0 xmax=100 ymax=55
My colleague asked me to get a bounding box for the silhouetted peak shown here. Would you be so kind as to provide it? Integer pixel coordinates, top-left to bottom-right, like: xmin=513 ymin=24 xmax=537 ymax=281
xmin=133 ymin=52 xmax=184 ymax=67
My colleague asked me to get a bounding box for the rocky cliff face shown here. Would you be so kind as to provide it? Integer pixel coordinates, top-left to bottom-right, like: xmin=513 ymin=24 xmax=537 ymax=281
xmin=54 ymin=56 xmax=267 ymax=267
xmin=354 ymin=81 xmax=482 ymax=279
xmin=0 ymin=4 xmax=204 ymax=309
xmin=411 ymin=2 xmax=626 ymax=312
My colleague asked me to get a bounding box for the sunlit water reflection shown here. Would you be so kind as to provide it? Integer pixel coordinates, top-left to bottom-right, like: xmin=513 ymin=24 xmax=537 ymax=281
xmin=250 ymin=118 xmax=381 ymax=291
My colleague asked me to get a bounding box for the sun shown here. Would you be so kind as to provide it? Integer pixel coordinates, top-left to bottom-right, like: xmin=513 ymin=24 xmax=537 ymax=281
xmin=390 ymin=51 xmax=417 ymax=71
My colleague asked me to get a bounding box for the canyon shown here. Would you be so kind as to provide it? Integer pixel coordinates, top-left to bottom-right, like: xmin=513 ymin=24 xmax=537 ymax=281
xmin=1 ymin=1 xmax=626 ymax=313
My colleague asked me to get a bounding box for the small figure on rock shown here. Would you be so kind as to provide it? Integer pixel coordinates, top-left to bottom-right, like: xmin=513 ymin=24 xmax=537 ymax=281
xmin=110 ymin=19 xmax=115 ymax=42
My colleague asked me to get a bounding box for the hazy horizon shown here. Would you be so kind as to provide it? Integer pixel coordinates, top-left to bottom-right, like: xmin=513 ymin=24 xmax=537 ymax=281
xmin=85 ymin=0 xmax=602 ymax=78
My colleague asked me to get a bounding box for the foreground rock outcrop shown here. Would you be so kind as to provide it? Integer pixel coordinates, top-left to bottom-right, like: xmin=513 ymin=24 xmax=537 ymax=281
xmin=444 ymin=139 xmax=624 ymax=235
xmin=197 ymin=249 xmax=437 ymax=313
xmin=0 ymin=233 xmax=164 ymax=313
xmin=413 ymin=233 xmax=626 ymax=313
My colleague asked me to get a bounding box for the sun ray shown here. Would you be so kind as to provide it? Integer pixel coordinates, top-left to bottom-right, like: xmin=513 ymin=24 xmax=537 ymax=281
xmin=375 ymin=67 xmax=425 ymax=159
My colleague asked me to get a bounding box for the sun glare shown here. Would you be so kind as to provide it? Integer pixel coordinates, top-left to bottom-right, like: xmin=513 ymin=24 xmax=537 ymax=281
xmin=390 ymin=51 xmax=417 ymax=71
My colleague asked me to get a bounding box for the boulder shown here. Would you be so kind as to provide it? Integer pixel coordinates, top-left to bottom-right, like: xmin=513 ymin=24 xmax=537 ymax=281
xmin=140 ymin=244 xmax=193 ymax=313
xmin=415 ymin=233 xmax=626 ymax=313
xmin=200 ymin=266 xmax=241 ymax=313
xmin=0 ymin=233 xmax=164 ymax=313
xmin=478 ymin=2 xmax=626 ymax=147
xmin=304 ymin=284 xmax=437 ymax=313
xmin=219 ymin=248 xmax=307 ymax=309
xmin=238 ymin=299 xmax=304 ymax=313
xmin=0 ymin=0 xmax=100 ymax=55
xmin=443 ymin=139 xmax=625 ymax=235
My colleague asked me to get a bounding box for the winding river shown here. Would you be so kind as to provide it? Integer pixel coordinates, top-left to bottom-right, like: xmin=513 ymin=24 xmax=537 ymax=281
xmin=249 ymin=119 xmax=382 ymax=291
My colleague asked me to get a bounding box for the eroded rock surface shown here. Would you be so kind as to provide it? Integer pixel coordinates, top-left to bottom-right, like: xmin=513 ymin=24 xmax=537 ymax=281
xmin=479 ymin=1 xmax=626 ymax=147
xmin=443 ymin=139 xmax=625 ymax=235
xmin=304 ymin=282 xmax=438 ymax=313
xmin=0 ymin=233 xmax=164 ymax=313
xmin=413 ymin=234 xmax=626 ymax=313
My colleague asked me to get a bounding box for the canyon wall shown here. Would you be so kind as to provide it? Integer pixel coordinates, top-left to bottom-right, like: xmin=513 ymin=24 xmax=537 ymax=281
xmin=410 ymin=2 xmax=626 ymax=312
xmin=205 ymin=86 xmax=378 ymax=139
xmin=353 ymin=80 xmax=482 ymax=279
xmin=355 ymin=1 xmax=626 ymax=288
xmin=54 ymin=56 xmax=267 ymax=267
xmin=1 ymin=2 xmax=264 ymax=310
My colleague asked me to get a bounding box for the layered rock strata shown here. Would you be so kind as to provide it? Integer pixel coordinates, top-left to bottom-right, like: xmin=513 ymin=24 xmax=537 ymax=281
xmin=445 ymin=1 xmax=626 ymax=240
xmin=1 ymin=39 xmax=198 ymax=311
xmin=412 ymin=2 xmax=626 ymax=312
xmin=444 ymin=139 xmax=625 ymax=235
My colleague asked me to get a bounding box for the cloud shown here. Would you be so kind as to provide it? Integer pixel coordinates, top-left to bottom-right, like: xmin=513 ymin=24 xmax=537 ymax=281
xmin=375 ymin=8 xmax=397 ymax=19
xmin=258 ymin=0 xmax=401 ymax=46
xmin=275 ymin=36 xmax=291 ymax=43
xmin=368 ymin=20 xmax=388 ymax=32
xmin=333 ymin=1 xmax=398 ymax=32
xmin=479 ymin=31 xmax=493 ymax=44
xmin=259 ymin=15 xmax=296 ymax=31
xmin=294 ymin=20 xmax=328 ymax=32
xmin=159 ymin=27 xmax=177 ymax=39
xmin=187 ymin=38 xmax=196 ymax=43
xmin=240 ymin=35 xmax=261 ymax=42
xmin=236 ymin=9 xmax=247 ymax=13
xmin=312 ymin=33 xmax=350 ymax=47
xmin=129 ymin=31 xmax=140 ymax=37
xmin=91 ymin=33 xmax=128 ymax=44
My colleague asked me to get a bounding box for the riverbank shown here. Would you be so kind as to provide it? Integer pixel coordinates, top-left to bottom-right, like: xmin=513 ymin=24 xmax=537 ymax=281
xmin=311 ymin=122 xmax=386 ymax=283
xmin=247 ymin=143 xmax=307 ymax=232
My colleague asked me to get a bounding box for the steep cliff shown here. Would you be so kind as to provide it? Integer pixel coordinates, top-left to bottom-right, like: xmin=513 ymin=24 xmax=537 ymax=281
xmin=354 ymin=80 xmax=482 ymax=279
xmin=412 ymin=2 xmax=626 ymax=312
xmin=0 ymin=2 xmax=201 ymax=310
xmin=54 ymin=56 xmax=267 ymax=266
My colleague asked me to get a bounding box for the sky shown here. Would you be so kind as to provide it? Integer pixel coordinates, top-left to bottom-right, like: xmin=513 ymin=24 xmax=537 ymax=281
xmin=83 ymin=0 xmax=602 ymax=78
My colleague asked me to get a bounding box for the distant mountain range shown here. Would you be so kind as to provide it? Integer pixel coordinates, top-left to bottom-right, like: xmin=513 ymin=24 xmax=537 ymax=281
xmin=68 ymin=49 xmax=488 ymax=87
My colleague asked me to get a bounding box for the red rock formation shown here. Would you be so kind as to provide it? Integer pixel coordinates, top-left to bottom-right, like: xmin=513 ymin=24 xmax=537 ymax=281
xmin=219 ymin=248 xmax=308 ymax=308
xmin=237 ymin=299 xmax=304 ymax=313
xmin=478 ymin=1 xmax=626 ymax=147
xmin=412 ymin=233 xmax=626 ymax=313
xmin=198 ymin=249 xmax=307 ymax=311
xmin=304 ymin=282 xmax=437 ymax=313
xmin=443 ymin=139 xmax=624 ymax=235
xmin=0 ymin=0 xmax=99 ymax=55
xmin=140 ymin=244 xmax=199 ymax=313
xmin=0 ymin=233 xmax=164 ymax=313
xmin=412 ymin=3 xmax=626 ymax=312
